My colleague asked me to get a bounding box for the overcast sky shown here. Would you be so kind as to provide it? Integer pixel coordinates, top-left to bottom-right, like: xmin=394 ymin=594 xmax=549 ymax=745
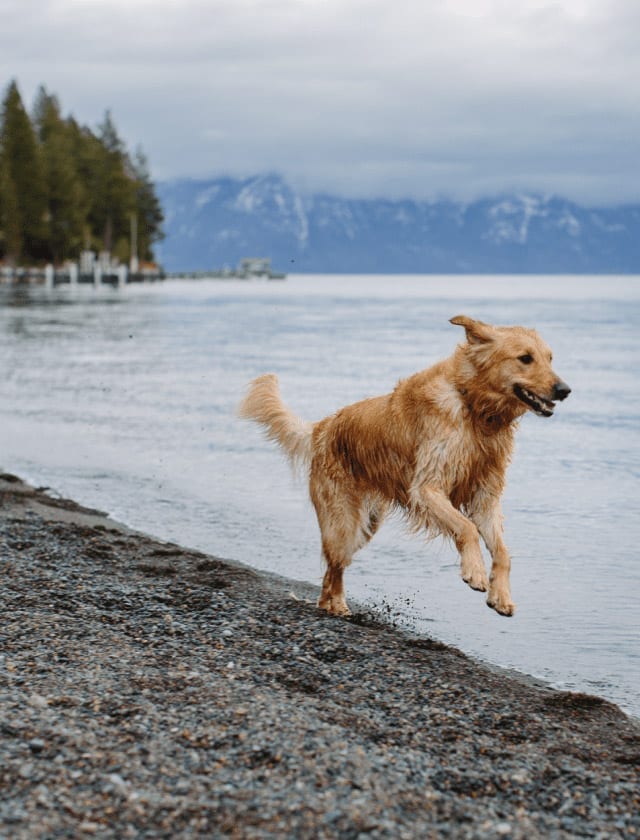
xmin=1 ymin=0 xmax=638 ymax=203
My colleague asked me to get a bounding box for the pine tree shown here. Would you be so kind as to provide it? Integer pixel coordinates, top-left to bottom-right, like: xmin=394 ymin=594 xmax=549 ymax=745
xmin=0 ymin=166 xmax=21 ymax=263
xmin=0 ymin=80 xmax=48 ymax=262
xmin=32 ymin=85 xmax=60 ymax=136
xmin=33 ymin=86 xmax=85 ymax=263
xmin=131 ymin=147 xmax=165 ymax=261
xmin=93 ymin=110 xmax=135 ymax=255
xmin=65 ymin=116 xmax=105 ymax=251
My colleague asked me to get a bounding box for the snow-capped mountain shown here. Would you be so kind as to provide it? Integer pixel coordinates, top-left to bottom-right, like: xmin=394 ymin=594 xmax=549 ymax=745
xmin=157 ymin=174 xmax=640 ymax=273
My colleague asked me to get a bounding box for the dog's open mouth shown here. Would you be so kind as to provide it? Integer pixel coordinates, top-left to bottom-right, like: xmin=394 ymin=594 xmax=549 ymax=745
xmin=514 ymin=384 xmax=555 ymax=417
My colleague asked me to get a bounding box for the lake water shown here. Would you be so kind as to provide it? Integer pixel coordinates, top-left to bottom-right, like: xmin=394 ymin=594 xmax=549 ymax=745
xmin=1 ymin=275 xmax=639 ymax=716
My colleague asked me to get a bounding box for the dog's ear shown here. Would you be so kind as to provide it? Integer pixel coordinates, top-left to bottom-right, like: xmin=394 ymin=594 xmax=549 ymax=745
xmin=449 ymin=315 xmax=495 ymax=345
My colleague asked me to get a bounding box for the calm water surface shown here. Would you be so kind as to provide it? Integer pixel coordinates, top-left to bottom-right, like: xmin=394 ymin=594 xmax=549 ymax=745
xmin=1 ymin=275 xmax=639 ymax=715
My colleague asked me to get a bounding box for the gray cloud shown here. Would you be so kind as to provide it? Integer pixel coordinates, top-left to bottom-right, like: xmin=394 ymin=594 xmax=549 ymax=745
xmin=1 ymin=0 xmax=639 ymax=203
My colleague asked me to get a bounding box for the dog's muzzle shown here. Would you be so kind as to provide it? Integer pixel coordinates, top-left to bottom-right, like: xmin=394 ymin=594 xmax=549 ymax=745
xmin=513 ymin=380 xmax=571 ymax=417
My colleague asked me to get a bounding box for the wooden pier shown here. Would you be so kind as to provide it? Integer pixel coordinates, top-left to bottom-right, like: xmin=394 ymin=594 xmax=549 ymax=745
xmin=0 ymin=262 xmax=163 ymax=287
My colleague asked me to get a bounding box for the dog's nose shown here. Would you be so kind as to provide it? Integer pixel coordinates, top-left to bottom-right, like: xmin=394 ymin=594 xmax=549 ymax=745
xmin=553 ymin=380 xmax=571 ymax=401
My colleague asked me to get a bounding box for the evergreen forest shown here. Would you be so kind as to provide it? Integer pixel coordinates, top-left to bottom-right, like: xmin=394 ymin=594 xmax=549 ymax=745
xmin=0 ymin=79 xmax=164 ymax=266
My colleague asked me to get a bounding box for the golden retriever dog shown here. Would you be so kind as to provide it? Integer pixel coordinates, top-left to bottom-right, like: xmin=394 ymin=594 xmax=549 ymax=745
xmin=239 ymin=315 xmax=570 ymax=618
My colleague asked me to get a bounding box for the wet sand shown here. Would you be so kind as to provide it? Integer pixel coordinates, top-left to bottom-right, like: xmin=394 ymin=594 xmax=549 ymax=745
xmin=1 ymin=474 xmax=638 ymax=838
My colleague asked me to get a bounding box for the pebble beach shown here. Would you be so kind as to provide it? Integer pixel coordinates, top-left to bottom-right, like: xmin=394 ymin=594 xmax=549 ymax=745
xmin=1 ymin=473 xmax=638 ymax=839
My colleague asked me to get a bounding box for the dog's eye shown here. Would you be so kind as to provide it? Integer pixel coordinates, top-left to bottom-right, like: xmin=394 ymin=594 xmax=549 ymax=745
xmin=518 ymin=354 xmax=534 ymax=365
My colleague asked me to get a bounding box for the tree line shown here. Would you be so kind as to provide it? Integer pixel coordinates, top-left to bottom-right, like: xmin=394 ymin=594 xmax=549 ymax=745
xmin=0 ymin=79 xmax=164 ymax=267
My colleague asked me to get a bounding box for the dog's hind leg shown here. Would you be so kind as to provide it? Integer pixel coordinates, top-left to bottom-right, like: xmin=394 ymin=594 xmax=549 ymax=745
xmin=311 ymin=478 xmax=381 ymax=617
xmin=318 ymin=555 xmax=352 ymax=617
xmin=412 ymin=486 xmax=489 ymax=593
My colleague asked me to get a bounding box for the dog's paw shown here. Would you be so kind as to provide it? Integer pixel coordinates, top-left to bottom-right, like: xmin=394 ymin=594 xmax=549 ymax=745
xmin=317 ymin=596 xmax=352 ymax=617
xmin=487 ymin=591 xmax=515 ymax=616
xmin=461 ymin=565 xmax=489 ymax=592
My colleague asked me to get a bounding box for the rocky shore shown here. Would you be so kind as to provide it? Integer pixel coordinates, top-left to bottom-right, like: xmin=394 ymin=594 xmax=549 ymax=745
xmin=1 ymin=473 xmax=638 ymax=839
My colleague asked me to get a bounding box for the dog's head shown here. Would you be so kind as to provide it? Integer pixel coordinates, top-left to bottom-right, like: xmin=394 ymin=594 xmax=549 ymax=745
xmin=450 ymin=315 xmax=571 ymax=418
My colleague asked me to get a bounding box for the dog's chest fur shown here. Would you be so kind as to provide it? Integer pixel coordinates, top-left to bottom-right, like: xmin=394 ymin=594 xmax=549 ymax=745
xmin=408 ymin=373 xmax=514 ymax=507
xmin=411 ymin=411 xmax=512 ymax=508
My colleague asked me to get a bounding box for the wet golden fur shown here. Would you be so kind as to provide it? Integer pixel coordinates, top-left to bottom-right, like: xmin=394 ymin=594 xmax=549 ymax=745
xmin=239 ymin=315 xmax=570 ymax=617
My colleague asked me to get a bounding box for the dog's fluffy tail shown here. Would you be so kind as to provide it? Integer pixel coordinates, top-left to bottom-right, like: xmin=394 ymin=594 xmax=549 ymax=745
xmin=238 ymin=374 xmax=313 ymax=470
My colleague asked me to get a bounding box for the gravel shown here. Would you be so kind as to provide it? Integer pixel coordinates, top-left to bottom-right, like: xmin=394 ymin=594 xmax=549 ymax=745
xmin=1 ymin=473 xmax=638 ymax=838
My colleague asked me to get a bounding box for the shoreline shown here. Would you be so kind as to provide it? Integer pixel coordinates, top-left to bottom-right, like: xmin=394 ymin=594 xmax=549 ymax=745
xmin=1 ymin=473 xmax=638 ymax=837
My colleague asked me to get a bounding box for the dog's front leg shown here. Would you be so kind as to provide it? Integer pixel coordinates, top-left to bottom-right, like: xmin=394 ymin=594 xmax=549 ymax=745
xmin=415 ymin=487 xmax=489 ymax=593
xmin=467 ymin=491 xmax=515 ymax=617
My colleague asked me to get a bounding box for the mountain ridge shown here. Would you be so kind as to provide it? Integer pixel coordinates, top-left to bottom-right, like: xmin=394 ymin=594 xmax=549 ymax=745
xmin=157 ymin=174 xmax=640 ymax=274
